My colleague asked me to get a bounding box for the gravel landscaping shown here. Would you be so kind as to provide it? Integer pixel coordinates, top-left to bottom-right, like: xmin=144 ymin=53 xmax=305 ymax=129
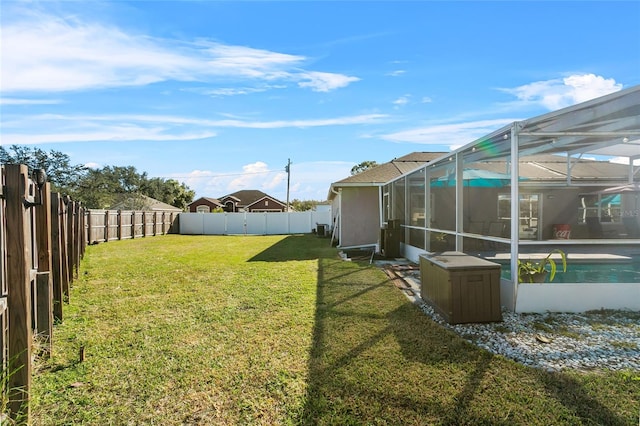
xmin=384 ymin=261 xmax=640 ymax=373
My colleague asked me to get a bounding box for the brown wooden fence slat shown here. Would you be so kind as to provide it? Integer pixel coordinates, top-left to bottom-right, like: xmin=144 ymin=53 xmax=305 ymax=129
xmin=60 ymin=198 xmax=70 ymax=301
xmin=4 ymin=164 xmax=33 ymax=421
xmin=35 ymin=183 xmax=53 ymax=355
xmin=50 ymin=192 xmax=64 ymax=322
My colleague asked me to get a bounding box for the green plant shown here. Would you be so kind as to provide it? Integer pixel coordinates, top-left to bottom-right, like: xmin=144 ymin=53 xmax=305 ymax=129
xmin=518 ymin=249 xmax=567 ymax=283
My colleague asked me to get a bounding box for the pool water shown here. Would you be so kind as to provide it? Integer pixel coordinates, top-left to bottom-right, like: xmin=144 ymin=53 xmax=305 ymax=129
xmin=500 ymin=262 xmax=640 ymax=283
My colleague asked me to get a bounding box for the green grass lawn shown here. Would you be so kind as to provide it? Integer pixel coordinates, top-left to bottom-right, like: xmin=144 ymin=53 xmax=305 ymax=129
xmin=31 ymin=234 xmax=638 ymax=425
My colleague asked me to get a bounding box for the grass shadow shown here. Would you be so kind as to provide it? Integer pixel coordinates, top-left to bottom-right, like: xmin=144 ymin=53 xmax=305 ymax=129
xmin=248 ymin=234 xmax=332 ymax=262
xmin=301 ymin=254 xmax=635 ymax=424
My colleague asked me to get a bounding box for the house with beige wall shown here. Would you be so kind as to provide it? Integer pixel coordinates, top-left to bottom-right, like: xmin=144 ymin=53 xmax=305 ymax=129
xmin=328 ymin=152 xmax=445 ymax=248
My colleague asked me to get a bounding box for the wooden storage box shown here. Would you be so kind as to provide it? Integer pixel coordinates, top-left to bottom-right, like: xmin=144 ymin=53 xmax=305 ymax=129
xmin=420 ymin=252 xmax=502 ymax=324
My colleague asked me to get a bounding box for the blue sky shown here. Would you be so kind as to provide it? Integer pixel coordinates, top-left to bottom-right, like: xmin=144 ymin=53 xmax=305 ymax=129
xmin=2 ymin=1 xmax=639 ymax=202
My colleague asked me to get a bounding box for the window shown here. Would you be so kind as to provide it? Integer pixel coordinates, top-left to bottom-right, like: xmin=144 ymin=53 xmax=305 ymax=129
xmin=578 ymin=194 xmax=621 ymax=224
xmin=498 ymin=193 xmax=540 ymax=239
xmin=196 ymin=205 xmax=210 ymax=213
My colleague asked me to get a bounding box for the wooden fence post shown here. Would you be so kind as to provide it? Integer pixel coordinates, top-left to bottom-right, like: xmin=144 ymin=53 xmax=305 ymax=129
xmin=35 ymin=183 xmax=53 ymax=356
xmin=50 ymin=193 xmax=64 ymax=321
xmin=153 ymin=212 xmax=157 ymax=236
xmin=86 ymin=208 xmax=92 ymax=245
xmin=117 ymin=210 xmax=122 ymax=241
xmin=5 ymin=164 xmax=33 ymax=421
xmin=142 ymin=211 xmax=147 ymax=237
xmin=73 ymin=202 xmax=81 ymax=275
xmin=66 ymin=200 xmax=75 ymax=283
xmin=104 ymin=210 xmax=109 ymax=243
xmin=60 ymin=197 xmax=70 ymax=301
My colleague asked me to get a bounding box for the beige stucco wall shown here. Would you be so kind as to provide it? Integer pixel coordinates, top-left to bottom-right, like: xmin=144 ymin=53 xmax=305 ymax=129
xmin=339 ymin=186 xmax=381 ymax=247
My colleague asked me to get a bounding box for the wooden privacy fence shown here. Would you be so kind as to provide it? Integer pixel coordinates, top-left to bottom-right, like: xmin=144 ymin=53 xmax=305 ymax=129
xmin=0 ymin=164 xmax=180 ymax=422
xmin=1 ymin=164 xmax=84 ymax=422
xmin=85 ymin=209 xmax=179 ymax=244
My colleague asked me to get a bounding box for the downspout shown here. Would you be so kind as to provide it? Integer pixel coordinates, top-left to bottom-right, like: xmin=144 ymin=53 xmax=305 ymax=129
xmin=331 ymin=186 xmax=342 ymax=246
xmin=378 ymin=185 xmax=384 ymax=253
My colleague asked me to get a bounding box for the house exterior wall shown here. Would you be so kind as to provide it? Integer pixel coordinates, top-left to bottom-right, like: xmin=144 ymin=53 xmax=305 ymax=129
xmin=189 ymin=199 xmax=221 ymax=212
xmin=340 ymin=186 xmax=380 ymax=247
xmin=247 ymin=198 xmax=285 ymax=212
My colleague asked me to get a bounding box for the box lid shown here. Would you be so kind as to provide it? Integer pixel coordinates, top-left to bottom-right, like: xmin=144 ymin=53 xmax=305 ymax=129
xmin=420 ymin=251 xmax=500 ymax=270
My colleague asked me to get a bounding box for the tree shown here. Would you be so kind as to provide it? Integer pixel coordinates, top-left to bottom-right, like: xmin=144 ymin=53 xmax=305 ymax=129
xmin=74 ymin=166 xmax=195 ymax=209
xmin=290 ymin=199 xmax=323 ymax=211
xmin=142 ymin=178 xmax=195 ymax=210
xmin=0 ymin=145 xmax=87 ymax=192
xmin=350 ymin=160 xmax=378 ymax=175
xmin=0 ymin=144 xmax=195 ymax=209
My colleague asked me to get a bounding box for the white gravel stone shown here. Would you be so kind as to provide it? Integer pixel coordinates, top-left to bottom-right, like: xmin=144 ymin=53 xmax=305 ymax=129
xmin=386 ymin=264 xmax=640 ymax=372
xmin=416 ymin=302 xmax=640 ymax=372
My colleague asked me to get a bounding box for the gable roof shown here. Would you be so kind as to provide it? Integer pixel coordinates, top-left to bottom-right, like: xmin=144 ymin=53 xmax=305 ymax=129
xmin=330 ymin=152 xmax=446 ymax=189
xmin=219 ymin=190 xmax=285 ymax=207
xmin=187 ymin=197 xmax=224 ymax=208
xmin=245 ymin=195 xmax=286 ymax=209
xmin=109 ymin=194 xmax=183 ymax=212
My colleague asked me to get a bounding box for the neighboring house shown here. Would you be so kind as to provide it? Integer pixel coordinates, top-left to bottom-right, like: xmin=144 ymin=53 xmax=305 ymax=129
xmin=188 ymin=197 xmax=225 ymax=213
xmin=189 ymin=190 xmax=287 ymax=213
xmin=328 ymin=152 xmax=446 ymax=248
xmin=109 ymin=194 xmax=183 ymax=212
xmin=220 ymin=190 xmax=287 ymax=212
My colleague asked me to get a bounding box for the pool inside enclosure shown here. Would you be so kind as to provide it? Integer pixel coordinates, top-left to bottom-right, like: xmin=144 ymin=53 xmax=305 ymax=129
xmin=380 ymin=86 xmax=640 ymax=312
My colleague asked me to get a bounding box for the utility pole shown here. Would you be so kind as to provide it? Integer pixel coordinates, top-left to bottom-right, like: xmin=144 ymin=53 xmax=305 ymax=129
xmin=285 ymin=158 xmax=291 ymax=212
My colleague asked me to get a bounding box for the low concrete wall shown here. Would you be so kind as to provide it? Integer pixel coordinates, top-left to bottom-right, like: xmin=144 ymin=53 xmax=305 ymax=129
xmin=515 ymin=282 xmax=640 ymax=313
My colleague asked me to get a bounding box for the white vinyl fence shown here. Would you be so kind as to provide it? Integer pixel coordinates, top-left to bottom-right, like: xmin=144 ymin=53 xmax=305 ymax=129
xmin=179 ymin=211 xmax=333 ymax=235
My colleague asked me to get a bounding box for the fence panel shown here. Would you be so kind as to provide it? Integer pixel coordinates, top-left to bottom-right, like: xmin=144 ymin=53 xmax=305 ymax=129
xmin=0 ymin=168 xmax=7 ymax=382
xmin=226 ymin=213 xmax=246 ymax=234
xmin=0 ymin=167 xmax=178 ymax=421
xmin=133 ymin=211 xmax=144 ymax=238
xmin=120 ymin=210 xmax=133 ymax=239
xmin=4 ymin=164 xmax=35 ymax=420
xmin=179 ymin=211 xmax=333 ymax=236
xmin=245 ymin=213 xmax=266 ymax=235
xmin=287 ymin=212 xmax=313 ymax=234
xmin=265 ymin=213 xmax=289 ymax=234
xmin=203 ymin=213 xmax=225 ymax=234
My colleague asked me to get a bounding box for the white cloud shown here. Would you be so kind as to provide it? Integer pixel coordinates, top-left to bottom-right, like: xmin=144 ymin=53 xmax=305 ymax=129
xmin=296 ymin=71 xmax=360 ymax=92
xmin=228 ymin=162 xmax=278 ymax=191
xmin=0 ymin=98 xmax=62 ymax=105
xmin=502 ymin=74 xmax=623 ymax=110
xmin=192 ymin=86 xmax=281 ymax=97
xmin=0 ymin=112 xmax=387 ymax=145
xmin=392 ymin=95 xmax=410 ymax=108
xmin=1 ymin=8 xmax=359 ymax=93
xmin=386 ymin=70 xmax=406 ymax=77
xmin=421 ymin=96 xmax=432 ymax=103
xmin=381 ymin=119 xmax=517 ymax=146
xmin=171 ymin=161 xmax=353 ymax=200
xmin=1 ymin=124 xmax=216 ymax=145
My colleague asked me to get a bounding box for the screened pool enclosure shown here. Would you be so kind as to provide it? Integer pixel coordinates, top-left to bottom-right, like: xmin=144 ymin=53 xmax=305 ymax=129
xmin=381 ymin=86 xmax=640 ymax=313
